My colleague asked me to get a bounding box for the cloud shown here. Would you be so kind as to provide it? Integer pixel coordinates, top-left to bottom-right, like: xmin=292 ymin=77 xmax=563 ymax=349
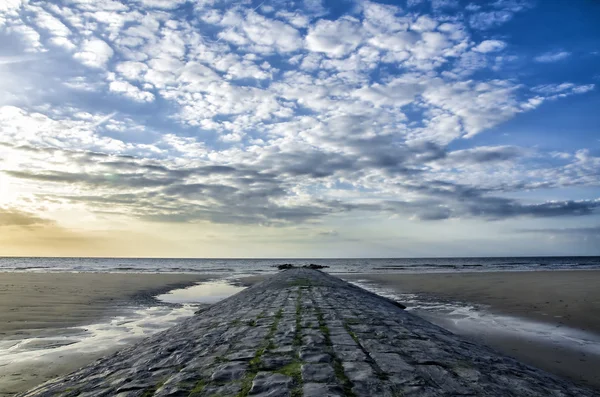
xmin=109 ymin=80 xmax=155 ymax=102
xmin=115 ymin=61 xmax=149 ymax=80
xmin=469 ymin=11 xmax=513 ymax=30
xmin=74 ymin=38 xmax=114 ymax=68
xmin=0 ymin=207 xmax=54 ymax=227
xmin=34 ymin=8 xmax=73 ymax=48
xmin=306 ymin=17 xmax=364 ymax=58
xmin=2 ymin=139 xmax=598 ymax=227
xmin=530 ymin=83 xmax=595 ymax=102
xmin=473 ymin=39 xmax=507 ymax=53
xmin=518 ymin=226 xmax=600 ymax=236
xmin=0 ymin=0 xmax=597 ymax=243
xmin=444 ymin=145 xmax=524 ymax=164
xmin=534 ymin=51 xmax=570 ymax=63
xmin=468 ymin=1 xmax=533 ymax=30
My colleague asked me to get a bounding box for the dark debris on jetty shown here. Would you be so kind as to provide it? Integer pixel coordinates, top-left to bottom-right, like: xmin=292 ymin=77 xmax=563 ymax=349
xmin=274 ymin=264 xmax=329 ymax=270
xmin=20 ymin=269 xmax=598 ymax=397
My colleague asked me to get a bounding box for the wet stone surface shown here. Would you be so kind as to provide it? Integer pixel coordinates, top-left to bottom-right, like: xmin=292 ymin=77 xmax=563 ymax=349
xmin=20 ymin=269 xmax=599 ymax=397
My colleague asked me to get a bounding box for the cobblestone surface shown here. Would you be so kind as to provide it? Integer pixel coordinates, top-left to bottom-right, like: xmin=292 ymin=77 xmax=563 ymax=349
xmin=20 ymin=269 xmax=599 ymax=396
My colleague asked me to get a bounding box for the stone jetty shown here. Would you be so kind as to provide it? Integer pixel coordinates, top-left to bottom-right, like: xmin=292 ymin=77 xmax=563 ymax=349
xmin=21 ymin=269 xmax=597 ymax=396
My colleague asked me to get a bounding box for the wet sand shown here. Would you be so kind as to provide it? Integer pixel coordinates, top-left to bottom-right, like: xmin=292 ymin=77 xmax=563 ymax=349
xmin=0 ymin=272 xmax=211 ymax=395
xmin=342 ymin=270 xmax=600 ymax=390
xmin=341 ymin=270 xmax=600 ymax=334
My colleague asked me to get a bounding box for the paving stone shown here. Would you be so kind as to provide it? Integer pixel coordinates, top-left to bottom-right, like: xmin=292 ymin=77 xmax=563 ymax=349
xmin=370 ymin=352 xmax=414 ymax=373
xmin=269 ymin=346 xmax=295 ymax=354
xmin=226 ymin=349 xmax=257 ymax=361
xmin=301 ymin=363 xmax=336 ymax=383
xmin=301 ymin=334 xmax=326 ymax=345
xmin=351 ymin=379 xmax=393 ymax=397
xmin=249 ymin=372 xmax=293 ymax=396
xmin=299 ymin=349 xmax=332 ymax=363
xmin=202 ymin=382 xmax=242 ymax=396
xmin=211 ymin=361 xmax=247 ymax=382
xmin=302 ymin=383 xmax=345 ymax=397
xmin=19 ymin=269 xmax=599 ymax=397
xmin=259 ymin=355 xmax=295 ymax=370
xmin=331 ymin=345 xmax=367 ymax=361
xmin=342 ymin=361 xmax=375 ymax=382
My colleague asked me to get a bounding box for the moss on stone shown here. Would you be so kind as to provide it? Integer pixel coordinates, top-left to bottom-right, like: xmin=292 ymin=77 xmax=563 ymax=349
xmin=214 ymin=355 xmax=229 ymax=364
xmin=294 ymin=290 xmax=303 ymax=347
xmin=276 ymin=361 xmax=302 ymax=382
xmin=343 ymin=323 xmax=359 ymax=344
xmin=189 ymin=380 xmax=206 ymax=396
xmin=236 ymin=308 xmax=284 ymax=397
xmin=316 ymin=308 xmax=355 ymax=397
xmin=276 ymin=361 xmax=303 ymax=397
xmin=140 ymin=378 xmax=167 ymax=397
xmin=288 ymin=278 xmax=318 ymax=287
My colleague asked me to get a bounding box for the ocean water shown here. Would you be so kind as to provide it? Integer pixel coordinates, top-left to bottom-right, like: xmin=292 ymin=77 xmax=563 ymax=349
xmin=0 ymin=256 xmax=599 ymax=274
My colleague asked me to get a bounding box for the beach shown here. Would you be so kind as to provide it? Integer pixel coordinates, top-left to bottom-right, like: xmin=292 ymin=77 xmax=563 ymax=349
xmin=0 ymin=272 xmax=212 ymax=395
xmin=2 ymin=269 xmax=600 ymax=394
xmin=342 ymin=270 xmax=600 ymax=389
xmin=18 ymin=268 xmax=599 ymax=397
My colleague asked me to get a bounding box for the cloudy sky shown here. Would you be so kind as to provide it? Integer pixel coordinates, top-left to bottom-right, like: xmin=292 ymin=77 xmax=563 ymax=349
xmin=0 ymin=0 xmax=599 ymax=257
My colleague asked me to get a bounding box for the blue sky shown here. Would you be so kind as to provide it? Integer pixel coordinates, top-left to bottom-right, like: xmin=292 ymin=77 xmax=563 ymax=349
xmin=0 ymin=0 xmax=598 ymax=257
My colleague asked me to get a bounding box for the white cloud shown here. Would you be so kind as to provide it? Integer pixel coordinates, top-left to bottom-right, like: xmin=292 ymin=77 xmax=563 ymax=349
xmin=534 ymin=51 xmax=570 ymax=63
xmin=572 ymin=84 xmax=594 ymax=94
xmin=34 ymin=9 xmax=72 ymax=38
xmin=136 ymin=0 xmax=187 ymax=9
xmin=217 ymin=11 xmax=302 ymax=54
xmin=473 ymin=39 xmax=507 ymax=53
xmin=276 ymin=11 xmax=310 ymax=28
xmin=469 ymin=11 xmax=513 ymax=30
xmin=1 ymin=0 xmax=598 ymax=236
xmin=352 ymin=78 xmax=424 ymax=107
xmin=530 ymin=83 xmax=594 ymax=102
xmin=74 ymin=38 xmax=114 ymax=68
xmin=306 ymin=17 xmax=364 ymax=58
xmin=6 ymin=23 xmax=43 ymax=52
xmin=49 ymin=36 xmax=76 ymax=50
xmin=0 ymin=105 xmax=127 ymax=152
xmin=0 ymin=0 xmax=22 ymax=17
xmin=532 ymin=83 xmax=575 ymax=94
xmin=241 ymin=12 xmax=302 ymax=53
xmin=63 ymin=76 xmax=104 ymax=92
xmin=109 ymin=80 xmax=155 ymax=102
xmin=303 ymin=0 xmax=327 ymax=16
xmin=115 ymin=61 xmax=149 ymax=80
xmin=422 ymin=79 xmax=522 ymax=138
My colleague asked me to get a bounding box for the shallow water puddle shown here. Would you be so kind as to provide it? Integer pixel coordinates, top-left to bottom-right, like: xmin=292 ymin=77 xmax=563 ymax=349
xmin=156 ymin=280 xmax=245 ymax=304
xmin=0 ymin=280 xmax=244 ymax=366
xmin=0 ymin=305 xmax=196 ymax=364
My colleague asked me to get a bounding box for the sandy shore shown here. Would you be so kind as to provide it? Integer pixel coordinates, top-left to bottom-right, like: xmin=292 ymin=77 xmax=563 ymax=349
xmin=342 ymin=270 xmax=600 ymax=389
xmin=0 ymin=272 xmax=212 ymax=339
xmin=0 ymin=272 xmax=212 ymax=395
xmin=342 ymin=270 xmax=600 ymax=334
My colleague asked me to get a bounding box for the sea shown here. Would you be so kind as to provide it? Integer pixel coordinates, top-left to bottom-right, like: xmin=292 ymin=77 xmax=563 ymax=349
xmin=0 ymin=256 xmax=599 ymax=274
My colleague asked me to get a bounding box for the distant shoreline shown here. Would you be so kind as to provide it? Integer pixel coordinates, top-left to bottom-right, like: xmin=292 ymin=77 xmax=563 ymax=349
xmin=1 ymin=256 xmax=599 ymax=274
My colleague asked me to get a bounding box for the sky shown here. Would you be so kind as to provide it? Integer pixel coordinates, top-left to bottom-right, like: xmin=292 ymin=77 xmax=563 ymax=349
xmin=0 ymin=0 xmax=599 ymax=258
